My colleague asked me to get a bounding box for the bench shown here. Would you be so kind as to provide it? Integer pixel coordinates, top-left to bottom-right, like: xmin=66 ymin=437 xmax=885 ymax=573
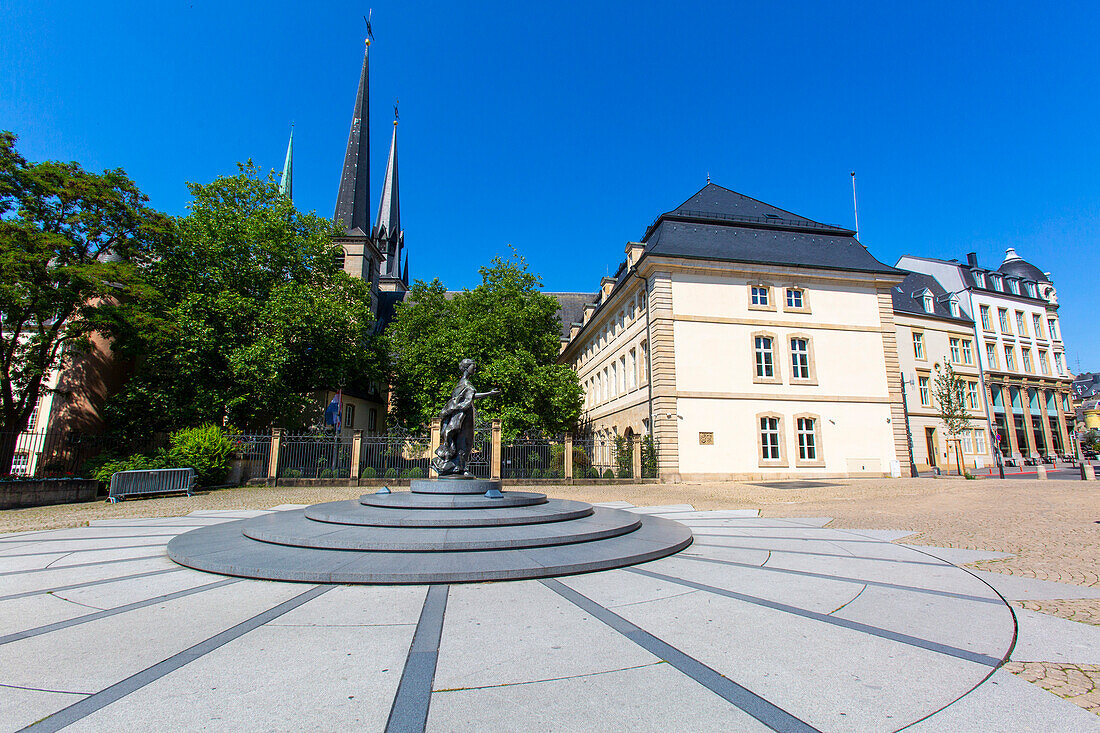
xmin=107 ymin=468 xmax=196 ymax=503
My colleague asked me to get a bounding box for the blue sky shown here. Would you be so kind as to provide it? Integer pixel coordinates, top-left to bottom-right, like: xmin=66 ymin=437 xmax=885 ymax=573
xmin=2 ymin=1 xmax=1098 ymax=368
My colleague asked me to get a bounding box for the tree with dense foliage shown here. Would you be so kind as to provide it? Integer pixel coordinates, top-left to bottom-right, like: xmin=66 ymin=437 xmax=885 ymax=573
xmin=107 ymin=163 xmax=384 ymax=433
xmin=933 ymin=360 xmax=972 ymax=475
xmin=0 ymin=131 xmax=171 ymax=469
xmin=385 ymin=254 xmax=582 ymax=436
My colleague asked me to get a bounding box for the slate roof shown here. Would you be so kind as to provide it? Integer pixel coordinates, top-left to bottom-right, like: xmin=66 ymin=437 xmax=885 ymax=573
xmin=546 ymin=292 xmax=598 ymax=339
xmin=374 ymin=290 xmax=405 ymax=334
xmin=641 ymin=184 xmax=899 ymax=276
xmin=998 ymin=248 xmax=1050 ymax=283
xmin=891 ymin=272 xmax=972 ymax=323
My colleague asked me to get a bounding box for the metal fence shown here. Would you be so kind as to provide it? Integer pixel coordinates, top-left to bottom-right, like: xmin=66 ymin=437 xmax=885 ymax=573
xmin=358 ymin=432 xmax=432 ymax=479
xmin=277 ymin=432 xmax=354 ymax=479
xmin=500 ymin=434 xmax=564 ymax=479
xmin=226 ymin=433 xmax=272 ymax=481
xmin=1 ymin=430 xmax=165 ymax=479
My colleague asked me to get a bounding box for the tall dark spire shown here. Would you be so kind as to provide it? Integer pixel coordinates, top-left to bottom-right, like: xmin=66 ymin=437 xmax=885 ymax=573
xmin=373 ymin=113 xmax=403 ymax=280
xmin=334 ymin=40 xmax=370 ymax=234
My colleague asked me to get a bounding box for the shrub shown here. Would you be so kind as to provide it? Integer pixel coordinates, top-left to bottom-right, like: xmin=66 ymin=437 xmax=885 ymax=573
xmin=168 ymin=424 xmax=234 ymax=486
xmin=545 ymin=469 xmax=559 ymax=480
xmin=586 ymin=467 xmax=600 ymax=479
xmin=614 ymin=435 xmax=633 ymax=478
xmin=399 ymin=469 xmax=411 ymax=479
xmin=283 ymin=469 xmax=302 ymax=479
xmin=319 ymin=468 xmax=334 ymax=479
xmin=408 ymin=467 xmax=424 ymax=478
xmin=572 ymin=446 xmax=591 ymax=476
xmin=360 ymin=466 xmax=377 ymax=479
xmin=602 ymin=468 xmax=615 ymax=479
xmin=530 ymin=468 xmax=543 ymax=479
xmin=384 ymin=467 xmax=398 ymax=479
xmin=641 ymin=436 xmax=658 ymax=478
xmin=91 ymin=452 xmax=169 ymax=483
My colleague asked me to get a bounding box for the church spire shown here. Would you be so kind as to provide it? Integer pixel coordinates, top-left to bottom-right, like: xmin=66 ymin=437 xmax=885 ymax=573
xmin=373 ymin=108 xmax=403 ymax=280
xmin=278 ymin=125 xmax=293 ymax=200
xmin=334 ymin=38 xmax=371 ymax=234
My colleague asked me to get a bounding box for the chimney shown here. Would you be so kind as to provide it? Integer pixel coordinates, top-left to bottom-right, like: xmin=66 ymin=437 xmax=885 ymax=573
xmin=966 ymin=252 xmax=979 ymax=268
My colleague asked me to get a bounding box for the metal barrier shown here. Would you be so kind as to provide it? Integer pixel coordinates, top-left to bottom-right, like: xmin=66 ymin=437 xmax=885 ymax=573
xmin=278 ymin=432 xmax=353 ymax=479
xmin=107 ymin=468 xmax=195 ymax=503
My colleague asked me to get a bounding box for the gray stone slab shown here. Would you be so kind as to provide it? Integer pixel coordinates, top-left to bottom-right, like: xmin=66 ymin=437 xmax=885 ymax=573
xmin=0 ymin=686 xmax=90 ymax=732
xmin=0 ymin=557 xmax=176 ymax=598
xmin=900 ymin=544 xmax=1016 ymax=565
xmin=1010 ymin=608 xmax=1100 ymax=663
xmin=241 ymin=507 xmax=641 ymax=551
xmin=266 ymin=503 xmax=310 ymax=510
xmin=410 ymin=477 xmax=501 ymax=495
xmin=166 ymin=512 xmax=694 ymax=584
xmin=834 ymin=528 xmax=918 ymax=541
xmin=305 ymin=499 xmax=594 ymax=528
xmin=592 ymin=501 xmax=634 ymax=508
xmin=428 ymin=659 xmax=774 ymax=733
xmin=360 ymin=491 xmax=547 ymax=509
xmin=624 ymin=504 xmax=697 ymax=514
xmin=904 ymin=668 xmax=1100 ymax=732
xmin=63 ymin=622 xmax=414 ymax=733
xmin=773 ymin=517 xmax=834 ymax=527
xmin=968 ymin=569 xmax=1100 ymax=600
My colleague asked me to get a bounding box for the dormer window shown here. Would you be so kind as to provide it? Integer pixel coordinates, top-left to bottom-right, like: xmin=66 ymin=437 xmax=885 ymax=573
xmin=990 ymin=275 xmax=1003 ymax=292
xmin=973 ymin=271 xmax=985 ymax=288
xmin=921 ymin=292 xmax=934 ymax=313
xmin=1008 ymin=279 xmax=1019 ymax=295
xmin=1024 ymin=281 xmax=1037 ymax=297
xmin=947 ymin=298 xmax=959 ymax=317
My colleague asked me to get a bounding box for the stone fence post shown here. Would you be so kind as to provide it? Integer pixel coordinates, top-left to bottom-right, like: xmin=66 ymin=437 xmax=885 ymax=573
xmin=564 ymin=433 xmax=573 ymax=481
xmin=491 ymin=419 xmax=502 ymax=480
xmin=267 ymin=428 xmax=282 ymax=482
xmin=350 ymin=430 xmax=363 ymax=481
xmin=429 ymin=420 xmax=441 ymax=478
xmin=632 ymin=435 xmax=643 ymax=479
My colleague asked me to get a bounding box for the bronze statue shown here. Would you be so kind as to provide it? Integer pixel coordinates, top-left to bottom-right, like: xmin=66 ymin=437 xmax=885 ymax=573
xmin=432 ymin=359 xmax=500 ymax=476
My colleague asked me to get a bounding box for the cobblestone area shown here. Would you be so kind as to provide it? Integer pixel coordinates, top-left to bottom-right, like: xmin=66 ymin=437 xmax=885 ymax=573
xmin=1005 ymin=662 xmax=1100 ymax=714
xmin=1014 ymin=599 xmax=1100 ymax=627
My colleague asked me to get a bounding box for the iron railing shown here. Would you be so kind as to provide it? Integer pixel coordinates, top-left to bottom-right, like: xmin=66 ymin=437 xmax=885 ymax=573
xmin=277 ymin=432 xmax=354 ymax=479
xmin=1 ymin=430 xmax=165 ymax=479
xmin=358 ymin=432 xmax=432 ymax=479
xmin=226 ymin=433 xmax=272 ymax=481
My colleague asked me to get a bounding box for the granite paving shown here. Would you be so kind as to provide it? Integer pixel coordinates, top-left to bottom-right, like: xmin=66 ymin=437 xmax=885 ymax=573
xmin=0 ymin=504 xmax=1097 ymax=731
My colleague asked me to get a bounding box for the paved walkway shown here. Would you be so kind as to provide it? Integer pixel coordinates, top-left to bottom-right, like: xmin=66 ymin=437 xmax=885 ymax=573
xmin=1 ymin=504 xmax=1098 ymax=732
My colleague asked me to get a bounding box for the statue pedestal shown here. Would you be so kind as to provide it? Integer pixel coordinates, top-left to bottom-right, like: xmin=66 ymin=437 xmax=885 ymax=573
xmin=410 ymin=477 xmax=502 ymax=495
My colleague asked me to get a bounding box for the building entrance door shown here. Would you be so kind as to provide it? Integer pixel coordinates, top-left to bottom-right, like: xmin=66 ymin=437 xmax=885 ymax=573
xmin=925 ymin=428 xmax=937 ymax=468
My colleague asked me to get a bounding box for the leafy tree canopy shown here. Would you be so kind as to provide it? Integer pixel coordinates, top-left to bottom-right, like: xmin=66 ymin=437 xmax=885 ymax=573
xmin=107 ymin=162 xmax=384 ymax=433
xmin=0 ymin=130 xmax=171 ymax=448
xmin=385 ymin=253 xmax=582 ymax=436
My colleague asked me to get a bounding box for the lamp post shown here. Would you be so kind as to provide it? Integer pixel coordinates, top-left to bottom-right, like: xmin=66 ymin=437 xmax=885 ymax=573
xmin=900 ymin=373 xmax=918 ymax=477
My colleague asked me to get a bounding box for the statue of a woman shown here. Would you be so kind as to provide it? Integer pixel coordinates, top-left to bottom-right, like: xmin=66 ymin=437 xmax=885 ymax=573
xmin=432 ymin=359 xmax=500 ymax=476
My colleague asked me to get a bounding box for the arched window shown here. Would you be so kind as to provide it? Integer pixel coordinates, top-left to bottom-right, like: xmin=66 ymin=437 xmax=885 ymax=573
xmin=334 ymin=248 xmax=346 ymax=270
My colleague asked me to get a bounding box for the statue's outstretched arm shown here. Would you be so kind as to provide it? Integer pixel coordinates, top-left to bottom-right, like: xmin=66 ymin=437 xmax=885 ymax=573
xmin=474 ymin=388 xmax=502 ymax=400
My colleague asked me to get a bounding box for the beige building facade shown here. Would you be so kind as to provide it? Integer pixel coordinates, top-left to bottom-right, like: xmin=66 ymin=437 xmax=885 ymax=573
xmin=892 ymin=273 xmax=993 ymax=472
xmin=559 ymin=184 xmax=910 ymax=481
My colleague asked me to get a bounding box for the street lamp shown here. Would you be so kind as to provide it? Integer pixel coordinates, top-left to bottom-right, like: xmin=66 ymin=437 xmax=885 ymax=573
xmin=900 ymin=373 xmax=919 ymax=477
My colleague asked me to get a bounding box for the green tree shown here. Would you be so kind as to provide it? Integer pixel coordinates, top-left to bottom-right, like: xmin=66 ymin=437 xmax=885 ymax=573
xmin=0 ymin=131 xmax=171 ymax=468
xmin=385 ymin=253 xmax=582 ymax=436
xmin=107 ymin=163 xmax=383 ymax=433
xmin=933 ymin=360 xmax=972 ymax=475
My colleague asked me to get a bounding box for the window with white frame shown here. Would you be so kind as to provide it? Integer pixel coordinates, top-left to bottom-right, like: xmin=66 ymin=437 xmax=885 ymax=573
xmin=1039 ymin=350 xmax=1050 ymax=375
xmin=1015 ymin=311 xmax=1027 ymax=336
xmin=1032 ymin=314 xmax=1043 ymax=338
xmin=1022 ymin=348 xmax=1032 ymax=373
xmin=1025 ymin=282 xmax=1037 ymax=297
xmin=913 ymin=332 xmax=925 ymax=360
xmin=950 ymin=338 xmax=961 ymax=363
xmin=11 ymin=453 xmax=29 ymax=476
xmin=368 ymin=408 xmax=378 ymax=431
xmin=754 ymin=336 xmax=775 ymax=378
xmin=962 ymin=432 xmax=974 ymax=453
xmin=991 ymin=275 xmax=1003 ymax=291
xmin=639 ymin=340 xmax=648 ymax=383
xmin=973 ymin=271 xmax=985 ymax=288
xmin=961 ymin=339 xmax=973 ymax=365
xmin=986 ymin=342 xmax=998 ymax=368
xmin=975 ymin=430 xmax=987 ymax=454
xmin=610 ymin=363 xmax=618 ymax=397
xmin=760 ymin=417 xmax=781 ymax=460
xmin=967 ymin=381 xmax=979 ymax=409
xmin=1054 ymin=352 xmax=1064 ymax=374
xmin=1004 ymin=346 xmax=1017 ymax=371
xmin=27 ymin=401 xmax=39 ymax=431
xmin=1048 ymin=318 xmax=1059 ymax=340
xmin=1008 ymin=280 xmax=1019 ymax=295
xmin=796 ymin=417 xmax=817 ymax=461
xmin=919 ymin=376 xmax=930 ymax=406
xmin=921 ymin=292 xmax=933 ymax=313
xmin=627 ymin=349 xmax=636 ymax=389
xmin=980 ymin=305 xmax=992 ymax=330
xmin=947 ymin=298 xmax=959 ymax=317
xmin=618 ymin=355 xmax=627 ymax=393
xmin=790 ymin=338 xmax=810 ymax=379
xmin=785 ymin=288 xmax=804 ymax=309
xmin=998 ymin=308 xmax=1011 ymax=332
xmin=751 ymin=286 xmax=769 ymax=306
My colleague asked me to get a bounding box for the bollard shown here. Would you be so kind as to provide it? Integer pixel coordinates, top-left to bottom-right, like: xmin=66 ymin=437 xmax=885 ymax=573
xmin=1083 ymin=462 xmax=1096 ymax=481
xmin=1036 ymin=464 xmax=1047 ymax=480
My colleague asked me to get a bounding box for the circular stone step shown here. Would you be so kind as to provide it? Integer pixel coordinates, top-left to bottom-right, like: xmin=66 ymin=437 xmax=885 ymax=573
xmin=304 ymin=499 xmax=594 ymax=528
xmin=360 ymin=491 xmax=546 ymax=510
xmin=166 ymin=509 xmax=693 ymax=584
xmin=240 ymin=507 xmax=642 ymax=551
xmin=409 ymin=477 xmax=501 ymax=495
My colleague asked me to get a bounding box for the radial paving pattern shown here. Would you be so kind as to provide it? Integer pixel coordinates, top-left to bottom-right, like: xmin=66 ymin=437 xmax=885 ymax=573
xmin=3 ymin=505 xmax=1100 ymax=732
xmin=166 ymin=481 xmax=693 ymax=584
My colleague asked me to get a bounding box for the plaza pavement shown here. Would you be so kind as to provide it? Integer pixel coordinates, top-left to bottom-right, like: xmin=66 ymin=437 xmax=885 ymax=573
xmin=1 ymin=499 xmax=1099 ymax=732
